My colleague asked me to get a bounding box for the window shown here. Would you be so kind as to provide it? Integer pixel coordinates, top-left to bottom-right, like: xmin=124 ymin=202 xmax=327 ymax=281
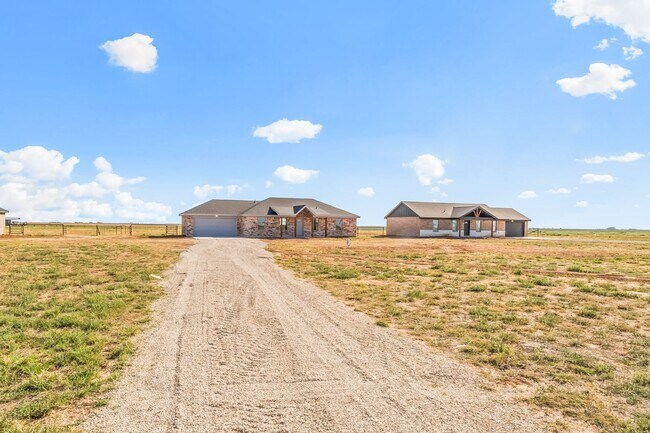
xmin=476 ymin=220 xmax=482 ymax=232
xmin=451 ymin=219 xmax=458 ymax=232
xmin=432 ymin=219 xmax=439 ymax=232
xmin=281 ymin=217 xmax=288 ymax=230
xmin=257 ymin=217 xmax=266 ymax=230
xmin=313 ymin=218 xmax=319 ymax=231
xmin=493 ymin=221 xmax=497 ymax=232
xmin=335 ymin=218 xmax=343 ymax=230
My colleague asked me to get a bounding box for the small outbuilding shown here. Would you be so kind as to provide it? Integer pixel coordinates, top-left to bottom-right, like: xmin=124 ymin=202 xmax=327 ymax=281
xmin=0 ymin=208 xmax=7 ymax=235
xmin=385 ymin=201 xmax=530 ymax=238
xmin=180 ymin=197 xmax=359 ymax=238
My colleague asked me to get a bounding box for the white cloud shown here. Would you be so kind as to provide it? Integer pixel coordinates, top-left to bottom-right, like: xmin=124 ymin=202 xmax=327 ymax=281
xmin=253 ymin=119 xmax=322 ymax=143
xmin=100 ymin=33 xmax=158 ymax=73
xmin=578 ymin=151 xmax=645 ymax=163
xmin=404 ymin=154 xmax=445 ymax=186
xmin=273 ymin=165 xmax=319 ymax=184
xmin=265 ymin=180 xmax=273 ymax=188
xmin=518 ymin=190 xmax=538 ymax=199
xmin=0 ymin=146 xmax=79 ymax=181
xmin=548 ymin=187 xmax=573 ymax=194
xmin=113 ymin=191 xmax=171 ymax=222
xmin=594 ymin=38 xmax=611 ymax=50
xmin=94 ymin=156 xmax=112 ymax=173
xmin=623 ymin=45 xmax=643 ymax=60
xmin=0 ymin=146 xmax=170 ymax=222
xmin=430 ymin=186 xmax=441 ymax=193
xmin=575 ymin=200 xmax=589 ymax=208
xmin=357 ymin=187 xmax=375 ymax=198
xmin=438 ymin=178 xmax=454 ymax=185
xmin=557 ymin=63 xmax=636 ymax=99
xmin=193 ymin=183 xmax=246 ymax=200
xmin=581 ymin=173 xmax=616 ymax=183
xmin=553 ymin=0 xmax=650 ymax=43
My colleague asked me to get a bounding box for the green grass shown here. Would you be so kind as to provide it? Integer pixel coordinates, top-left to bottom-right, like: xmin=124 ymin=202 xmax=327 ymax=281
xmin=267 ymin=233 xmax=650 ymax=432
xmin=0 ymin=237 xmax=191 ymax=432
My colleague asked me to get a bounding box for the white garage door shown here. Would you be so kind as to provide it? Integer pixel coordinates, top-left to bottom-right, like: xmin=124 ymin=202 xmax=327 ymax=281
xmin=192 ymin=216 xmax=238 ymax=237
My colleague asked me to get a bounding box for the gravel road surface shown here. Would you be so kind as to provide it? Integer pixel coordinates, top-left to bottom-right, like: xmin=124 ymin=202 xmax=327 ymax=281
xmin=83 ymin=239 xmax=547 ymax=433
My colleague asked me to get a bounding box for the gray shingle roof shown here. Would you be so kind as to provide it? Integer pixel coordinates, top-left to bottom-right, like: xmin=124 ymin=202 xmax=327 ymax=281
xmin=386 ymin=202 xmax=530 ymax=221
xmin=0 ymin=207 xmax=7 ymax=213
xmin=240 ymin=198 xmax=359 ymax=218
xmin=180 ymin=198 xmax=359 ymax=219
xmin=179 ymin=199 xmax=258 ymax=216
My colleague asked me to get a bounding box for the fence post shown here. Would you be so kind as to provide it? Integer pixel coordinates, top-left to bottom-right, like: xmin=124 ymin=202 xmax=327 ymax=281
xmin=62 ymin=224 xmax=65 ymax=236
xmin=96 ymin=225 xmax=100 ymax=236
xmin=129 ymin=224 xmax=133 ymax=236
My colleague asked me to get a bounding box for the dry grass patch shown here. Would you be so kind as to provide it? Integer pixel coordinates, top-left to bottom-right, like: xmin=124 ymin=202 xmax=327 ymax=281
xmin=0 ymin=237 xmax=192 ymax=432
xmin=267 ymin=234 xmax=650 ymax=432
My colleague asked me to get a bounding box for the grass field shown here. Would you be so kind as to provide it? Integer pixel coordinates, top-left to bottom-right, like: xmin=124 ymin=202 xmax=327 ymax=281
xmin=267 ymin=232 xmax=650 ymax=432
xmin=0 ymin=237 xmax=192 ymax=432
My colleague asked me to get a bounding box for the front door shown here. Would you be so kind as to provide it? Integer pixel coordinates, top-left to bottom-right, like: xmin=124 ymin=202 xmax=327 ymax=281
xmin=463 ymin=220 xmax=471 ymax=236
xmin=296 ymin=218 xmax=304 ymax=237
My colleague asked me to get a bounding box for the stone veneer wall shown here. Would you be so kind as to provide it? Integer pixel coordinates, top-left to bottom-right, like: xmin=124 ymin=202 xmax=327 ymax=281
xmin=182 ymin=215 xmax=193 ymax=237
xmin=326 ymin=218 xmax=357 ymax=237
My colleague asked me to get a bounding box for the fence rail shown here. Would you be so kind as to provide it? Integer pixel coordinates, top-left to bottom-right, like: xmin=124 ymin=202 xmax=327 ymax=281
xmin=4 ymin=223 xmax=182 ymax=237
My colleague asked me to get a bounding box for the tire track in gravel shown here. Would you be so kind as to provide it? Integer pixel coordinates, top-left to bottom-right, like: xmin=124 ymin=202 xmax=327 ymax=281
xmin=83 ymin=238 xmax=548 ymax=433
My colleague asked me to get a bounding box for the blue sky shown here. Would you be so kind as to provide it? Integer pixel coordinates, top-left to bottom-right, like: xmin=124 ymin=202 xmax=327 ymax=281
xmin=1 ymin=1 xmax=649 ymax=227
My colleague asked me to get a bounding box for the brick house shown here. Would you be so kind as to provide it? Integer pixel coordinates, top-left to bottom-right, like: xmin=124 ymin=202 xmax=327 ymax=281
xmin=181 ymin=198 xmax=359 ymax=238
xmin=385 ymin=202 xmax=530 ymax=238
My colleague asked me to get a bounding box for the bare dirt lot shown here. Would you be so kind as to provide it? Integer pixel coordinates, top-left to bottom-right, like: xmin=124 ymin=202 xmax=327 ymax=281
xmin=83 ymin=239 xmax=547 ymax=433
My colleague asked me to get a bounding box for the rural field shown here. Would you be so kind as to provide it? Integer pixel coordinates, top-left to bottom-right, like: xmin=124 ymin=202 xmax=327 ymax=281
xmin=268 ymin=230 xmax=650 ymax=432
xmin=0 ymin=237 xmax=192 ymax=432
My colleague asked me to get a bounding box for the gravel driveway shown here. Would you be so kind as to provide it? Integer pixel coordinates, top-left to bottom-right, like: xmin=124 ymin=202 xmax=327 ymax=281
xmin=83 ymin=239 xmax=547 ymax=433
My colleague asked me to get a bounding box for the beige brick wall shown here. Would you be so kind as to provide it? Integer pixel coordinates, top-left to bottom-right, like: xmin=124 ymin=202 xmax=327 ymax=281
xmin=420 ymin=218 xmax=454 ymax=231
xmin=325 ymin=218 xmax=357 ymax=237
xmin=386 ymin=217 xmax=420 ymax=237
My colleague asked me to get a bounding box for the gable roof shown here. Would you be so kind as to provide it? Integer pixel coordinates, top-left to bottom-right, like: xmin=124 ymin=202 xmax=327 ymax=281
xmin=240 ymin=198 xmax=359 ymax=218
xmin=0 ymin=207 xmax=7 ymax=213
xmin=386 ymin=202 xmax=530 ymax=221
xmin=180 ymin=198 xmax=359 ymax=219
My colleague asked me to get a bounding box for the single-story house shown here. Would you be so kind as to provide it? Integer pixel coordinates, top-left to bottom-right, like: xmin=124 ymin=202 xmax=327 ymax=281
xmin=385 ymin=202 xmax=530 ymax=238
xmin=0 ymin=208 xmax=7 ymax=235
xmin=180 ymin=197 xmax=359 ymax=238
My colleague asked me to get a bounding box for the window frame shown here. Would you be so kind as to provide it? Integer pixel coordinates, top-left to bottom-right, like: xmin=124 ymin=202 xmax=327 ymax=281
xmin=313 ymin=218 xmax=319 ymax=231
xmin=493 ymin=220 xmax=497 ymax=232
xmin=335 ymin=218 xmax=343 ymax=230
xmin=257 ymin=216 xmax=266 ymax=230
xmin=476 ymin=220 xmax=482 ymax=232
xmin=451 ymin=219 xmax=458 ymax=233
xmin=432 ymin=219 xmax=439 ymax=232
xmin=281 ymin=217 xmax=288 ymax=230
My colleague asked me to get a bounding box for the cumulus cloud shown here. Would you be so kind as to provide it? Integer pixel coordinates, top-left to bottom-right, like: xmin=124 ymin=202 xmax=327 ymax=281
xmin=553 ymin=0 xmax=650 ymax=43
xmin=404 ymin=154 xmax=445 ymax=186
xmin=0 ymin=146 xmax=170 ymax=222
xmin=438 ymin=178 xmax=454 ymax=185
xmin=357 ymin=187 xmax=375 ymax=198
xmin=575 ymin=200 xmax=589 ymax=208
xmin=557 ymin=63 xmax=636 ymax=99
xmin=253 ymin=119 xmax=322 ymax=143
xmin=548 ymin=187 xmax=573 ymax=194
xmin=578 ymin=151 xmax=645 ymax=163
xmin=623 ymin=45 xmax=643 ymax=60
xmin=100 ymin=33 xmax=158 ymax=73
xmin=0 ymin=146 xmax=79 ymax=181
xmin=518 ymin=190 xmax=538 ymax=199
xmin=193 ymin=183 xmax=246 ymax=200
xmin=581 ymin=173 xmax=616 ymax=183
xmin=273 ymin=165 xmax=319 ymax=184
xmin=594 ymin=38 xmax=611 ymax=50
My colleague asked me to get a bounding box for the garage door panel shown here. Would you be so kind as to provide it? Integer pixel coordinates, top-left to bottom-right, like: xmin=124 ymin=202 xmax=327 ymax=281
xmin=505 ymin=222 xmax=524 ymax=237
xmin=193 ymin=216 xmax=238 ymax=237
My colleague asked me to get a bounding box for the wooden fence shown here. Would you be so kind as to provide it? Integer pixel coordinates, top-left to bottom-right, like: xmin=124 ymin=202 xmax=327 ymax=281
xmin=4 ymin=223 xmax=182 ymax=237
